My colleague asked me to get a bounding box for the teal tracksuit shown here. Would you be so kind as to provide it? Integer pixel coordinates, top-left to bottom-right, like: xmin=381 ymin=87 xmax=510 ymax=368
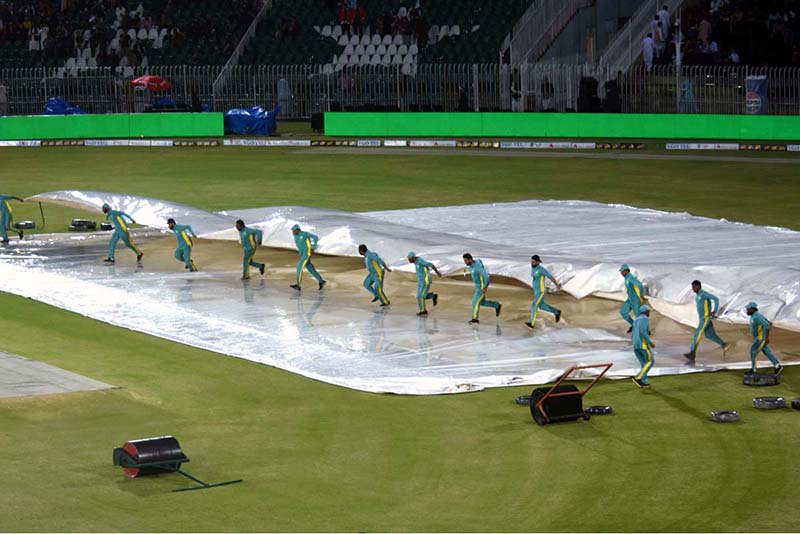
xmin=749 ymin=311 xmax=780 ymax=370
xmin=0 ymin=194 xmax=17 ymax=242
xmin=172 ymin=224 xmax=197 ymax=271
xmin=413 ymin=256 xmax=436 ymax=313
xmin=106 ymin=209 xmax=142 ymax=259
xmin=689 ymin=289 xmax=726 ymax=353
xmin=363 ymin=250 xmax=389 ymax=305
xmin=294 ymin=230 xmax=324 ymax=286
xmin=239 ymin=226 xmax=265 ymax=278
xmin=530 ymin=264 xmax=560 ymax=324
xmin=469 ymin=259 xmax=500 ymax=320
xmin=632 ymin=313 xmax=654 ymax=384
xmin=621 ymin=272 xmax=645 ymax=326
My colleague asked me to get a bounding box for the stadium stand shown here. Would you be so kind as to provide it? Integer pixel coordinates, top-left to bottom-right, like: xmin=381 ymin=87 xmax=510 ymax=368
xmin=677 ymin=0 xmax=800 ymax=66
xmin=0 ymin=0 xmax=260 ymax=69
xmin=239 ymin=0 xmax=534 ymax=69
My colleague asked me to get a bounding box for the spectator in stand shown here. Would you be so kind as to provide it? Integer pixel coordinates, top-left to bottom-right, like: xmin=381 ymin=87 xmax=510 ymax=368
xmin=659 ymin=4 xmax=670 ymax=36
xmin=654 ymin=21 xmax=666 ymax=58
xmin=643 ymin=32 xmax=655 ymax=72
xmin=381 ymin=10 xmax=394 ymax=37
xmin=0 ymin=81 xmax=8 ymax=116
xmin=729 ymin=48 xmax=740 ymax=64
xmin=414 ymin=13 xmax=429 ymax=47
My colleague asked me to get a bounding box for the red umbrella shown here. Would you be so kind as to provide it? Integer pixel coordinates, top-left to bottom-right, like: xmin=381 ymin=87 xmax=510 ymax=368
xmin=131 ymin=75 xmax=172 ymax=91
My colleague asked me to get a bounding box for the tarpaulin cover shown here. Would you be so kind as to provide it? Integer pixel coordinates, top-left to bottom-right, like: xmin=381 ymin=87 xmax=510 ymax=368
xmin=223 ymin=106 xmax=279 ymax=135
xmin=3 ymin=191 xmax=797 ymax=395
xmin=43 ymin=97 xmax=87 ymax=115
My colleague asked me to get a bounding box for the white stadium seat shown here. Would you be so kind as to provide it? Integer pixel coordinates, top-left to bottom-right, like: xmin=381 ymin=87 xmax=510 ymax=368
xmin=354 ymin=44 xmax=365 ymax=56
xmin=386 ymin=44 xmax=397 ymax=56
xmin=451 ymin=25 xmax=461 ymax=36
xmin=398 ymin=44 xmax=408 ymax=56
xmin=338 ymin=54 xmax=349 ymax=65
xmin=137 ymin=28 xmax=148 ymax=41
xmin=409 ymin=44 xmax=418 ymax=55
xmin=332 ymin=25 xmax=342 ymax=38
xmin=382 ymin=34 xmax=392 ymax=45
xmin=376 ymin=44 xmax=387 ymax=56
xmin=371 ymin=33 xmax=381 ymax=46
xmin=392 ymin=34 xmax=403 ymax=45
xmin=338 ymin=34 xmax=349 ymax=46
xmin=65 ymin=57 xmax=76 ymax=69
xmin=402 ymin=53 xmax=414 ymax=64
xmin=348 ymin=54 xmax=359 ymax=65
xmin=148 ymin=28 xmax=159 ymax=40
xmin=360 ymin=35 xmax=370 ymax=46
xmin=343 ymin=44 xmax=354 ymax=56
xmin=370 ymin=54 xmax=381 ymax=65
xmin=349 ymin=34 xmax=359 ymax=46
xmin=381 ymin=54 xmax=391 ymax=65
xmin=321 ymin=25 xmax=332 ymax=37
xmin=87 ymin=57 xmax=98 ymax=68
xmin=359 ymin=54 xmax=370 ymax=65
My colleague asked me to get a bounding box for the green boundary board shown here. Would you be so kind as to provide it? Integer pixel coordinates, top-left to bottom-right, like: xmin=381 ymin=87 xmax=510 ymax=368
xmin=0 ymin=113 xmax=223 ymax=140
xmin=324 ymin=112 xmax=800 ymax=141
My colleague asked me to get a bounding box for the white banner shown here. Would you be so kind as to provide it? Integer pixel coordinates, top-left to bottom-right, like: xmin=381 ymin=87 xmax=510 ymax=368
xmin=0 ymin=140 xmax=41 ymax=147
xmin=357 ymin=139 xmax=381 ymax=147
xmin=383 ymin=139 xmax=408 ymax=147
xmin=787 ymin=145 xmax=800 ymax=152
xmin=409 ymin=140 xmax=457 ymax=147
xmin=666 ymin=143 xmax=739 ymax=151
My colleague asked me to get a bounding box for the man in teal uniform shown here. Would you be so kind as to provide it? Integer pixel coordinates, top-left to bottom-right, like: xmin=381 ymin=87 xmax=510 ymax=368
xmin=236 ymin=219 xmax=265 ymax=280
xmin=102 ymin=203 xmax=143 ymax=263
xmin=359 ymin=244 xmax=391 ymax=306
xmin=619 ymin=264 xmax=646 ymax=332
xmin=745 ymin=302 xmax=782 ymax=375
xmin=525 ymin=254 xmax=562 ymax=330
xmin=462 ymin=253 xmax=501 ymax=325
xmin=407 ymin=251 xmax=441 ymax=316
xmin=0 ymin=194 xmax=24 ymax=243
xmin=632 ymin=305 xmax=656 ymax=388
xmin=289 ymin=224 xmax=326 ymax=291
xmin=167 ymin=218 xmax=198 ymax=272
xmin=684 ymin=280 xmax=729 ymax=360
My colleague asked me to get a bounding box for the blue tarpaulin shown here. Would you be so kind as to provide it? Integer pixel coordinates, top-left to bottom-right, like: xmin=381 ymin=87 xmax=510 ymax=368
xmin=43 ymin=97 xmax=87 ymax=115
xmin=224 ymin=106 xmax=279 ymax=135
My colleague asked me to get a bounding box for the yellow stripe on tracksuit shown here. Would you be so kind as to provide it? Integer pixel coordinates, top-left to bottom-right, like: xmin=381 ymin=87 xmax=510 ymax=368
xmin=298 ymin=238 xmax=312 ymax=284
xmin=418 ymin=267 xmax=431 ymax=312
xmin=181 ymin=231 xmax=193 ymax=247
xmin=473 ymin=275 xmax=486 ymax=319
xmin=116 ymin=215 xmax=128 ymax=233
xmin=634 ymin=285 xmax=643 ymax=303
xmin=373 ymin=260 xmax=388 ymax=303
xmin=4 ymin=200 xmax=12 ymax=217
xmin=636 ymin=341 xmax=653 ymax=380
xmin=755 ymin=324 xmax=767 ymax=353
xmin=694 ymin=301 xmax=711 ymax=346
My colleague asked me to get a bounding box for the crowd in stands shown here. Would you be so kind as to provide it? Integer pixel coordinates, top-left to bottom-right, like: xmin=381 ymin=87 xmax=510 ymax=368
xmin=0 ymin=0 xmax=261 ymax=69
xmin=642 ymin=0 xmax=800 ymax=70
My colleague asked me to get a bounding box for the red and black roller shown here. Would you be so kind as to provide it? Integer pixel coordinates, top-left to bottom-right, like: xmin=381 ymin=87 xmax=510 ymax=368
xmin=120 ymin=436 xmax=185 ymax=478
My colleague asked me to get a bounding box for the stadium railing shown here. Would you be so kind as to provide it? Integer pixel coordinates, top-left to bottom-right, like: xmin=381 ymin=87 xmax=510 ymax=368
xmin=1 ymin=63 xmax=798 ymax=118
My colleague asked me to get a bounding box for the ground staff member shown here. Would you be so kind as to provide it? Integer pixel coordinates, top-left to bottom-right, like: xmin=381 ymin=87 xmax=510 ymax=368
xmin=290 ymin=224 xmax=326 ymax=291
xmin=167 ymin=218 xmax=198 ymax=272
xmin=359 ymin=244 xmax=391 ymax=306
xmin=619 ymin=264 xmax=645 ymax=332
xmin=632 ymin=305 xmax=655 ymax=388
xmin=745 ymin=302 xmax=782 ymax=375
xmin=525 ymin=254 xmax=561 ymax=331
xmin=102 ymin=203 xmax=143 ymax=263
xmin=0 ymin=194 xmax=24 ymax=243
xmin=407 ymin=251 xmax=441 ymax=316
xmin=462 ymin=253 xmax=501 ymax=324
xmin=236 ymin=219 xmax=265 ymax=280
xmin=684 ymin=280 xmax=729 ymax=360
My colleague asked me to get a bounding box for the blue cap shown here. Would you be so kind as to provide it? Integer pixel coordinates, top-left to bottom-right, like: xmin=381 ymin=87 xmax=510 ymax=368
xmin=407 ymin=251 xmax=416 ymax=258
xmin=102 ymin=203 xmax=110 ymax=210
xmin=745 ymin=301 xmax=758 ymax=310
xmin=291 ymin=224 xmax=300 ymax=231
xmin=619 ymin=264 xmax=630 ymax=272
xmin=639 ymin=305 xmax=651 ymax=313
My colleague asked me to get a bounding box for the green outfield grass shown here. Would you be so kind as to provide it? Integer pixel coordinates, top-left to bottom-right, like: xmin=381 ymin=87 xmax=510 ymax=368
xmin=1 ymin=147 xmax=799 ymax=532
